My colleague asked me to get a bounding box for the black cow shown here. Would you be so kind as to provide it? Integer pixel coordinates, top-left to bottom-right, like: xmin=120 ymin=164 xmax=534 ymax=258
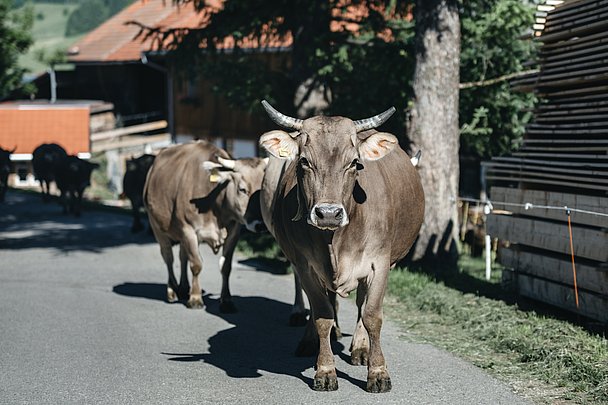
xmin=122 ymin=154 xmax=156 ymax=232
xmin=55 ymin=155 xmax=99 ymax=217
xmin=32 ymin=143 xmax=68 ymax=202
xmin=0 ymin=147 xmax=15 ymax=202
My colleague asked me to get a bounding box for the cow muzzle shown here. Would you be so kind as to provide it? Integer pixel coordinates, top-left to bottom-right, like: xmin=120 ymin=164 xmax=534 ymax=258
xmin=309 ymin=203 xmax=348 ymax=230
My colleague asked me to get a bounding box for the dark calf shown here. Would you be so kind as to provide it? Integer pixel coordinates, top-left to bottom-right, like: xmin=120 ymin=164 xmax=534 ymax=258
xmin=32 ymin=143 xmax=68 ymax=202
xmin=55 ymin=156 xmax=99 ymax=216
xmin=122 ymin=154 xmax=155 ymax=232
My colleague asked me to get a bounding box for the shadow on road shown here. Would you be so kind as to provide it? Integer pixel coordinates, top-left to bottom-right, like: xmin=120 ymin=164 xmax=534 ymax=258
xmin=160 ymin=294 xmax=362 ymax=391
xmin=111 ymin=281 xmax=364 ymax=390
xmin=113 ymin=282 xmax=167 ymax=302
xmin=0 ymin=191 xmax=154 ymax=252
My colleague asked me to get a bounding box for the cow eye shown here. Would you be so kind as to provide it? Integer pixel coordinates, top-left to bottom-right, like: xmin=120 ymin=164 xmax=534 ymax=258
xmin=299 ymin=157 xmax=310 ymax=168
xmin=238 ymin=186 xmax=248 ymax=194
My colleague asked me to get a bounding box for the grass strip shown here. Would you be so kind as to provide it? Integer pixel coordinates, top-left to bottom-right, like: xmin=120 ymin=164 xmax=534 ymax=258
xmin=386 ymin=266 xmax=608 ymax=404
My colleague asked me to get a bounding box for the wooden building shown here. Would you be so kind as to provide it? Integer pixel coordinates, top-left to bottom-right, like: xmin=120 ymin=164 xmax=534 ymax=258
xmin=485 ymin=0 xmax=608 ymax=322
xmin=29 ymin=0 xmax=290 ymax=159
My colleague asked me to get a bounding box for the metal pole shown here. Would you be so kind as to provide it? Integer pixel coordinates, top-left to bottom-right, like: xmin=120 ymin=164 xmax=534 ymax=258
xmin=48 ymin=68 xmax=57 ymax=103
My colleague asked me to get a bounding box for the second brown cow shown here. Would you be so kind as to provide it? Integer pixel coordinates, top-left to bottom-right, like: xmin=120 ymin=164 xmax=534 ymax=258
xmin=144 ymin=141 xmax=267 ymax=312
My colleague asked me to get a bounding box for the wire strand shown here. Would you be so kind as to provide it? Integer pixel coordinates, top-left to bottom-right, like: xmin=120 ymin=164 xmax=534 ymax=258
xmin=454 ymin=196 xmax=608 ymax=218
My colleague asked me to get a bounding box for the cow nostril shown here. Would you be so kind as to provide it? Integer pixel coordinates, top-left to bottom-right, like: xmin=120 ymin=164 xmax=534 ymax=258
xmin=315 ymin=206 xmax=325 ymax=219
xmin=334 ymin=209 xmax=343 ymax=220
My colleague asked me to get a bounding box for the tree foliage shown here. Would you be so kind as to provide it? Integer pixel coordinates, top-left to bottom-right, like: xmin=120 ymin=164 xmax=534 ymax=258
xmin=0 ymin=0 xmax=33 ymax=99
xmin=459 ymin=0 xmax=536 ymax=158
xmin=143 ymin=0 xmax=414 ymax=134
xmin=141 ymin=0 xmax=534 ymax=154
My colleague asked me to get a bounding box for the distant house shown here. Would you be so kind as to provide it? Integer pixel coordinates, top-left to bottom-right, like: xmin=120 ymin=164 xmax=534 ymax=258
xmin=29 ymin=0 xmax=291 ymax=158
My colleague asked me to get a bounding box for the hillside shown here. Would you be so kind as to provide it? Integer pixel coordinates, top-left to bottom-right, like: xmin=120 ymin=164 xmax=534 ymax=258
xmin=19 ymin=2 xmax=82 ymax=74
xmin=18 ymin=0 xmax=133 ymax=75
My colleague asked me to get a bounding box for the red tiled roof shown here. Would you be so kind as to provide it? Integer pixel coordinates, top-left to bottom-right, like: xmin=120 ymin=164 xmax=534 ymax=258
xmin=67 ymin=0 xmax=407 ymax=63
xmin=68 ymin=0 xmax=209 ymax=63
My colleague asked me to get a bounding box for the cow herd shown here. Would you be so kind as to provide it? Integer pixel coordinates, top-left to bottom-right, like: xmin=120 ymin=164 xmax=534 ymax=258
xmin=0 ymin=143 xmax=99 ymax=214
xmin=2 ymin=102 xmax=424 ymax=393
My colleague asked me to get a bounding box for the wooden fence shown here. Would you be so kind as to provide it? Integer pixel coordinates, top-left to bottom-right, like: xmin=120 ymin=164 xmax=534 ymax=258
xmin=485 ymin=0 xmax=608 ymax=322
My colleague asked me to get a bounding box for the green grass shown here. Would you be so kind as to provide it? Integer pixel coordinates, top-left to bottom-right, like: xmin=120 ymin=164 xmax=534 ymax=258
xmin=19 ymin=2 xmax=83 ymax=74
xmin=236 ymin=232 xmax=290 ymax=274
xmin=386 ymin=261 xmax=608 ymax=404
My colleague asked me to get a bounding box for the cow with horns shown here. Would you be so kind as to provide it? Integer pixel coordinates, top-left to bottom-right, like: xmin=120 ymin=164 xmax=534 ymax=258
xmin=144 ymin=141 xmax=268 ymax=311
xmin=259 ymin=101 xmax=424 ymax=392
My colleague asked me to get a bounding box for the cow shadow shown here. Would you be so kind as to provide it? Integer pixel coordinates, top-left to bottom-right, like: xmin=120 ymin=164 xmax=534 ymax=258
xmin=112 ymin=282 xmax=167 ymax=302
xmin=161 ymin=294 xmax=363 ymax=390
xmin=0 ymin=191 xmax=155 ymax=252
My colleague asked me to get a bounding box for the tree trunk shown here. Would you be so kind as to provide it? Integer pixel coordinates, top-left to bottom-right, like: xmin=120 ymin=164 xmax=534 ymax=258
xmin=407 ymin=0 xmax=460 ymax=271
xmin=289 ymin=2 xmax=332 ymax=118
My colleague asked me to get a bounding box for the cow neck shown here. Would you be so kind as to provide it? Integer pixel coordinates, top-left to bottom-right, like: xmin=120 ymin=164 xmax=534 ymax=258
xmin=212 ymin=184 xmax=235 ymax=229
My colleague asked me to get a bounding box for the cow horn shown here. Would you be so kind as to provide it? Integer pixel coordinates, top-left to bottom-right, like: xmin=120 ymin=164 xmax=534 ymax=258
xmin=217 ymin=156 xmax=236 ymax=170
xmin=353 ymin=107 xmax=396 ymax=132
xmin=261 ymin=100 xmax=303 ymax=130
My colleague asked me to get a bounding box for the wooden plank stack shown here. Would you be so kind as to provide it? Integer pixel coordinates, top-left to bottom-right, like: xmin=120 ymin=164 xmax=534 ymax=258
xmin=484 ymin=0 xmax=608 ymax=322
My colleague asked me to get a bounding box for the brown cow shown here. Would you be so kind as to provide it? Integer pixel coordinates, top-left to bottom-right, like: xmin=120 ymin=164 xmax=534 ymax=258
xmin=259 ymin=101 xmax=424 ymax=392
xmin=144 ymin=141 xmax=267 ymax=312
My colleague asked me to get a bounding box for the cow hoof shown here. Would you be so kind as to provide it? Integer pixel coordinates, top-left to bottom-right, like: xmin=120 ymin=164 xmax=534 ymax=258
xmin=167 ymin=288 xmax=178 ymax=303
xmin=187 ymin=297 xmax=204 ymax=309
xmin=367 ymin=371 xmax=392 ymax=393
xmin=313 ymin=371 xmax=338 ymax=391
xmin=219 ymin=301 xmax=237 ymax=314
xmin=295 ymin=340 xmax=318 ymax=357
xmin=177 ymin=289 xmax=190 ymax=301
xmin=351 ymin=348 xmax=368 ymax=366
xmin=289 ymin=311 xmax=308 ymax=327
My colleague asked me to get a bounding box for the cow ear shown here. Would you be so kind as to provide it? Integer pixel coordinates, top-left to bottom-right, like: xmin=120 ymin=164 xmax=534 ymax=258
xmin=202 ymin=161 xmax=232 ymax=184
xmin=358 ymin=132 xmax=398 ymax=161
xmin=259 ymin=130 xmax=298 ymax=160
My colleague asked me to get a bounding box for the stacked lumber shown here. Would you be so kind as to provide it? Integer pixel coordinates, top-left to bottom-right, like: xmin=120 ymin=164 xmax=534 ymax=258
xmin=485 ymin=0 xmax=608 ymax=322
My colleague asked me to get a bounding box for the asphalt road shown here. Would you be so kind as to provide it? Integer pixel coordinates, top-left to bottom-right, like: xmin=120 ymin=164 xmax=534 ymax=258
xmin=0 ymin=191 xmax=531 ymax=404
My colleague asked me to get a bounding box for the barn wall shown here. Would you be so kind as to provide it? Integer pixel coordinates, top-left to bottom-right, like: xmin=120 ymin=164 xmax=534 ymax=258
xmin=485 ymin=0 xmax=608 ymax=322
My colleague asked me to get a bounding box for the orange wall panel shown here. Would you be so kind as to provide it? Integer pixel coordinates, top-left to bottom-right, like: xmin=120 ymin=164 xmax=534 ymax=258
xmin=0 ymin=108 xmax=90 ymax=155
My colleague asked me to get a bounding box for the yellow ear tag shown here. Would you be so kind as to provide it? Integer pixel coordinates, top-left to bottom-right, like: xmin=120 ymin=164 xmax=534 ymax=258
xmin=278 ymin=147 xmax=290 ymax=158
xmin=209 ymin=168 xmax=220 ymax=183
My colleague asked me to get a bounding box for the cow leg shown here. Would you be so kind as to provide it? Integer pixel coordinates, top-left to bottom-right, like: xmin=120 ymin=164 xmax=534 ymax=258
xmin=350 ymin=282 xmax=369 ymax=366
xmin=299 ymin=270 xmax=338 ymax=391
xmin=59 ymin=190 xmax=68 ymax=214
xmin=74 ymin=190 xmax=83 ymax=217
xmin=289 ymin=270 xmax=308 ymax=326
xmin=158 ymin=240 xmax=179 ymax=303
xmin=131 ymin=200 xmax=144 ymax=233
xmin=362 ymin=265 xmax=391 ymax=393
xmin=329 ymin=292 xmax=342 ymax=340
xmin=177 ymin=244 xmax=190 ymax=300
xmin=218 ymin=223 xmax=239 ymax=313
xmin=41 ymin=180 xmax=49 ymax=202
xmin=295 ymin=316 xmax=319 ymax=357
xmin=181 ymin=228 xmax=204 ymax=309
